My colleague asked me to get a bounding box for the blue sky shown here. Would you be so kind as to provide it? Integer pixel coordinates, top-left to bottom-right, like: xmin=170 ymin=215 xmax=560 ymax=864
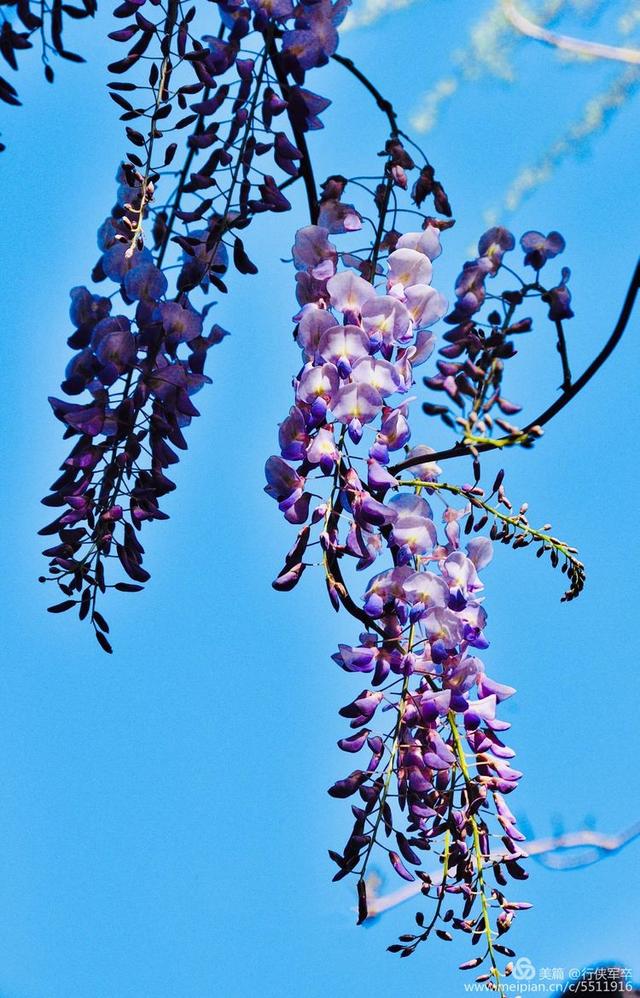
xmin=0 ymin=2 xmax=638 ymax=996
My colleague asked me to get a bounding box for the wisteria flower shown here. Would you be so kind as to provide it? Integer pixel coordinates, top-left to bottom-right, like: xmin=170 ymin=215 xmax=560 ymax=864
xmin=543 ymin=267 xmax=574 ymax=320
xmin=330 ymin=382 xmax=382 ymax=440
xmin=404 ymin=444 xmax=441 ymax=482
xmin=282 ymin=0 xmax=349 ymax=69
xmin=404 ymin=284 xmax=447 ymax=328
xmin=403 ymin=570 xmax=450 ymax=615
xmin=318 ymin=198 xmax=362 ymax=233
xmin=68 ymin=286 xmax=112 ymax=348
xmin=293 ymin=225 xmax=337 ymax=279
xmin=361 ymin=295 xmax=412 ymax=347
xmin=327 ymin=271 xmax=376 ymax=314
xmin=264 ymin=455 xmax=306 ymax=511
xmin=351 ymin=356 xmax=401 ymax=397
xmin=441 ymin=550 xmax=483 ymax=602
xmin=297 ymin=362 xmax=339 ymax=411
xmin=318 ymin=324 xmax=370 ymax=376
xmin=157 ymin=302 xmax=203 ymax=348
xmin=363 ymin=566 xmax=413 ymax=618
xmin=279 ymin=405 xmax=309 ymax=460
xmin=91 ymin=316 xmax=137 ymax=384
xmin=249 ymin=0 xmax=295 ymax=19
xmin=388 ymin=493 xmax=437 ymax=561
xmin=477 ymin=226 xmax=515 ymax=272
xmin=124 ymin=260 xmax=168 ymax=302
xmin=396 ymin=225 xmax=442 ymax=260
xmin=387 ymin=248 xmax=433 ymax=295
xmin=306 ymin=425 xmax=339 ymax=473
xmin=297 ymin=305 xmax=337 ymax=360
xmin=520 ymin=229 xmax=566 ymax=270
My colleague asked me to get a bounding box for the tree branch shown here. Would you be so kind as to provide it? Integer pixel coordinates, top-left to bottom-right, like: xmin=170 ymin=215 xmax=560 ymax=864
xmin=267 ymin=38 xmax=319 ymax=223
xmin=331 ymin=52 xmax=399 ymax=136
xmin=362 ymin=821 xmax=640 ymax=919
xmin=502 ymin=0 xmax=640 ymax=65
xmin=391 ymin=257 xmax=640 ymax=474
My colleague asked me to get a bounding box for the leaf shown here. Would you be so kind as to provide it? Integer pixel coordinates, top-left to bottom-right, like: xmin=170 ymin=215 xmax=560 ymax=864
xmin=47 ymin=599 xmax=76 ymax=613
xmin=92 ymin=610 xmax=110 ymax=633
xmin=62 ymin=5 xmax=92 ymax=18
xmin=389 ymin=851 xmax=415 ymax=882
xmin=0 ymin=74 xmax=21 ymax=106
xmin=271 ymin=561 xmax=305 ymax=592
xmin=495 ymin=945 xmax=516 ymax=957
xmin=233 ymin=236 xmax=258 ymax=276
xmin=125 ymin=126 xmax=146 ymax=147
xmin=109 ymin=91 xmax=133 ymax=112
xmin=356 ymin=879 xmax=368 ymax=925
xmin=79 ymin=587 xmax=91 ymax=620
xmin=95 ymin=630 xmax=113 ymax=654
xmin=161 ymin=141 xmax=178 ymax=168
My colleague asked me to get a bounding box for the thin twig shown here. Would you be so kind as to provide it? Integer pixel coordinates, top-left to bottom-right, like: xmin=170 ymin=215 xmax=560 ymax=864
xmin=267 ymin=37 xmax=319 ymax=223
xmin=502 ymin=0 xmax=640 ymax=65
xmin=331 ymin=52 xmax=399 ymax=137
xmin=362 ymin=821 xmax=640 ymax=919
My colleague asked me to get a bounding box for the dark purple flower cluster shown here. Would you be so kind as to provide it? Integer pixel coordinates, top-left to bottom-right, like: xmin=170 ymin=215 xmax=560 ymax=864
xmin=424 ymin=226 xmax=574 ymax=420
xmin=41 ymin=0 xmax=352 ymax=647
xmin=0 ymin=0 xmax=94 ymax=145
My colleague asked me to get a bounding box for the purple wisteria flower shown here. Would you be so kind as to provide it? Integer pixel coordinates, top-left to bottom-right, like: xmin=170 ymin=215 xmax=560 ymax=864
xmin=520 ymin=230 xmax=566 ymax=270
xmin=265 ymin=149 xmax=542 ymax=980
xmin=282 ymin=0 xmax=350 ymax=72
xmin=445 ymin=226 xmax=516 ymax=324
xmin=41 ymin=0 xmax=353 ymax=648
xmin=543 ymin=267 xmax=575 ymax=320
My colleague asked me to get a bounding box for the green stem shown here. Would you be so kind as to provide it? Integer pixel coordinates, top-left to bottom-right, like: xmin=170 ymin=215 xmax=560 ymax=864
xmin=357 ymin=628 xmax=413 ymax=889
xmin=396 ymin=479 xmax=585 ymax=597
xmin=449 ymin=715 xmax=506 ymax=998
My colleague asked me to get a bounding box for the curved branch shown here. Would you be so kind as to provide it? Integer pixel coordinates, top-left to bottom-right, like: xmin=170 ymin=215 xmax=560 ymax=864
xmin=391 ymin=257 xmax=640 ymax=474
xmin=267 ymin=38 xmax=319 ymax=223
xmin=502 ymin=0 xmax=640 ymax=65
xmin=331 ymin=52 xmax=399 ymax=137
xmin=363 ymin=821 xmax=640 ymax=919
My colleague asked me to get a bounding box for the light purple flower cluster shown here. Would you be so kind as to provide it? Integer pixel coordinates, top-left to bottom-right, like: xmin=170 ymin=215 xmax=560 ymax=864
xmin=40 ymin=0 xmax=352 ymax=647
xmin=266 ymin=152 xmax=530 ymax=984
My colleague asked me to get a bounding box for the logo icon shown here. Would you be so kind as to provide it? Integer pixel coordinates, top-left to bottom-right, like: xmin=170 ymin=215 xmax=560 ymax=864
xmin=513 ymin=957 xmax=536 ymax=981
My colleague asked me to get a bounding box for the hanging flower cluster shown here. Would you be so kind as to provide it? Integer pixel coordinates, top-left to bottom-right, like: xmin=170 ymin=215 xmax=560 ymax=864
xmin=39 ymin=0 xmax=351 ymax=649
xmin=29 ymin=0 xmax=611 ymax=986
xmin=395 ymin=225 xmax=581 ymax=476
xmin=0 ymin=0 xmax=94 ymax=143
xmin=265 ymin=135 xmax=584 ymax=992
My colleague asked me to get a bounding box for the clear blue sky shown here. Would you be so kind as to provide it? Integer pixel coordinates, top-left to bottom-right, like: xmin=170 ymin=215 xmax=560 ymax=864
xmin=0 ymin=2 xmax=638 ymax=996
